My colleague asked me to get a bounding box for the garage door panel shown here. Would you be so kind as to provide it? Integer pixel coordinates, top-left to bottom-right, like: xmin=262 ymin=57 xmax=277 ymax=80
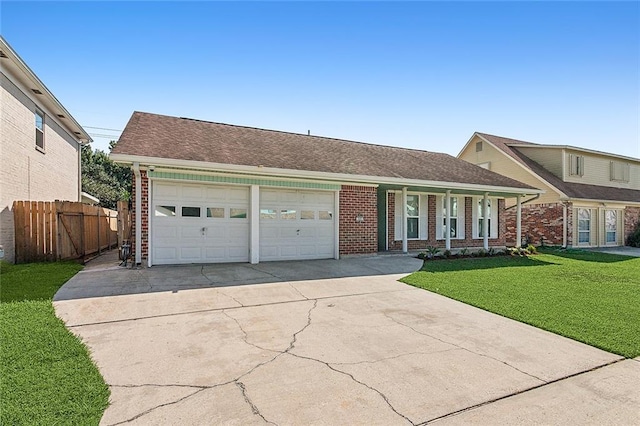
xmin=155 ymin=183 xmax=179 ymax=198
xmin=182 ymin=186 xmax=203 ymax=200
xmin=181 ymin=226 xmax=202 ymax=238
xmin=180 ymin=247 xmax=202 ymax=261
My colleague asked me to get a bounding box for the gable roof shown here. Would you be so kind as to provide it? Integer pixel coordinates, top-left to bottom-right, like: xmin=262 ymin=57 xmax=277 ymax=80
xmin=111 ymin=112 xmax=538 ymax=194
xmin=476 ymin=133 xmax=640 ymax=203
xmin=0 ymin=36 xmax=91 ymax=144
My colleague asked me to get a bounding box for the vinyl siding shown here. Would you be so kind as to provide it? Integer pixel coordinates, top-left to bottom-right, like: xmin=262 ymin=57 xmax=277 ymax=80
xmin=514 ymin=146 xmax=563 ymax=178
xmin=563 ymin=149 xmax=640 ymax=190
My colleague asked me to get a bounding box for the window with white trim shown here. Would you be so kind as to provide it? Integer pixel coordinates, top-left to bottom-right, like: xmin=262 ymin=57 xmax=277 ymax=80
xmin=472 ymin=197 xmax=498 ymax=239
xmin=442 ymin=196 xmax=458 ymax=238
xmin=478 ymin=199 xmax=491 ymax=238
xmin=605 ymin=210 xmax=617 ymax=244
xmin=610 ymin=162 xmax=630 ymax=182
xmin=406 ymin=195 xmax=419 ymax=239
xmin=35 ymin=109 xmax=44 ymax=150
xmin=569 ymin=154 xmax=584 ymax=177
xmin=577 ymin=208 xmax=590 ymax=244
xmin=394 ymin=192 xmax=428 ymax=241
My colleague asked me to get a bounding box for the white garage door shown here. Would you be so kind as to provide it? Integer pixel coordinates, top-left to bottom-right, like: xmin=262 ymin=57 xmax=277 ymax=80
xmin=152 ymin=182 xmax=249 ymax=265
xmin=259 ymin=188 xmax=335 ymax=261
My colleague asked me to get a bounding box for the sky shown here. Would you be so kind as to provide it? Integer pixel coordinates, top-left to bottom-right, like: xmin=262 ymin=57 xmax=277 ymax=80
xmin=2 ymin=1 xmax=639 ymax=158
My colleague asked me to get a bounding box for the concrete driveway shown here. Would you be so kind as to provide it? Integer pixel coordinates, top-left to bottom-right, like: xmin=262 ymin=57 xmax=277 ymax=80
xmin=54 ymin=253 xmax=638 ymax=425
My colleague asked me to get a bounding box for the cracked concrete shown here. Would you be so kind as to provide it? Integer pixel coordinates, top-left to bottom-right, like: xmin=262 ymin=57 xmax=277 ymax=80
xmin=54 ymin=253 xmax=636 ymax=425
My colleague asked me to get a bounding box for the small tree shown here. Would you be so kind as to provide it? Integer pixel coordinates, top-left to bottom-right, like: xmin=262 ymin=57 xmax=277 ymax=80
xmin=627 ymin=219 xmax=640 ymax=247
xmin=81 ymin=142 xmax=131 ymax=209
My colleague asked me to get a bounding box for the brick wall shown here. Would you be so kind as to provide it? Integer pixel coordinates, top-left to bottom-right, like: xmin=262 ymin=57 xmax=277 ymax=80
xmin=131 ymin=170 xmax=150 ymax=261
xmin=1 ymin=73 xmax=81 ymax=263
xmin=625 ymin=206 xmax=640 ymax=245
xmin=339 ymin=185 xmax=377 ymax=255
xmin=388 ymin=194 xmax=506 ymax=250
xmin=503 ymin=203 xmax=565 ymax=246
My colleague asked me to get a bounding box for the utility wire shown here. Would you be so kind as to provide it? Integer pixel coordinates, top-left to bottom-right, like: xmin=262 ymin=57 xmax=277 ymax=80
xmin=84 ymin=125 xmax=122 ymax=132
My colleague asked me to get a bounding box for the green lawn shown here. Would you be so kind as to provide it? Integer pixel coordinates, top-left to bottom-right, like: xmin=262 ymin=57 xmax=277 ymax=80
xmin=401 ymin=248 xmax=640 ymax=358
xmin=1 ymin=261 xmax=109 ymax=425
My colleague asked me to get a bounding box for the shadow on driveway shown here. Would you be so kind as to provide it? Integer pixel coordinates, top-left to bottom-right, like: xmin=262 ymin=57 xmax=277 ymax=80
xmin=54 ymin=250 xmax=424 ymax=301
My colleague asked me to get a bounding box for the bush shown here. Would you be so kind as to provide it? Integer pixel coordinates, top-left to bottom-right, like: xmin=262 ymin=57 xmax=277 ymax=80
xmin=476 ymin=248 xmax=487 ymax=257
xmin=443 ymin=249 xmax=451 ymax=258
xmin=627 ymin=221 xmax=640 ymax=247
xmin=526 ymin=244 xmax=538 ymax=254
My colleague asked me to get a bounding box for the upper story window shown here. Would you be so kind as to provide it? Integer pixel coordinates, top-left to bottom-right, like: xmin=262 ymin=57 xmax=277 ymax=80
xmin=475 ymin=141 xmax=483 ymax=152
xmin=610 ymin=161 xmax=630 ymax=182
xmin=569 ymin=154 xmax=584 ymax=177
xmin=35 ymin=110 xmax=45 ymax=151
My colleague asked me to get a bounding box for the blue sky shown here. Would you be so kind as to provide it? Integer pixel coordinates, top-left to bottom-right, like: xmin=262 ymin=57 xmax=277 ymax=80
xmin=2 ymin=1 xmax=639 ymax=158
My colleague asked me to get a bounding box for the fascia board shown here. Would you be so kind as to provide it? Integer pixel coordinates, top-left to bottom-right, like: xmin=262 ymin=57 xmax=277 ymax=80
xmin=508 ymin=143 xmax=640 ymax=164
xmin=110 ymin=153 xmax=544 ymax=197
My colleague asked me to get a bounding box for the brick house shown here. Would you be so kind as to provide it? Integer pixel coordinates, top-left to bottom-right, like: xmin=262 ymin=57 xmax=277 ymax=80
xmin=458 ymin=133 xmax=640 ymax=248
xmin=0 ymin=37 xmax=91 ymax=263
xmin=111 ymin=112 xmax=541 ymax=266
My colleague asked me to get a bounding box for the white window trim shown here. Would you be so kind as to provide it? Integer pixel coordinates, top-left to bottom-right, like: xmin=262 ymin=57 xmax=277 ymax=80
xmin=569 ymin=154 xmax=584 ymax=177
xmin=472 ymin=197 xmax=498 ymax=239
xmin=576 ymin=208 xmax=591 ymax=246
xmin=436 ymin=195 xmax=465 ymax=240
xmin=35 ymin=109 xmax=45 ymax=152
xmin=394 ymin=192 xmax=428 ymax=241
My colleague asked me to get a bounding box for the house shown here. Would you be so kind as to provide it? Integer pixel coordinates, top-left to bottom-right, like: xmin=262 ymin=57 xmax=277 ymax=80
xmin=458 ymin=133 xmax=640 ymax=248
xmin=110 ymin=112 xmax=542 ymax=266
xmin=0 ymin=37 xmax=92 ymax=263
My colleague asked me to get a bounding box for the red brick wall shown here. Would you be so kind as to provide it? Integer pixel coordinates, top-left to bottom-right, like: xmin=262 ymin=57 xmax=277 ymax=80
xmin=503 ymin=203 xmax=565 ymax=246
xmin=339 ymin=185 xmax=377 ymax=255
xmin=625 ymin=207 xmax=640 ymax=245
xmin=130 ymin=170 xmax=149 ymax=262
xmin=387 ymin=194 xmax=505 ymax=250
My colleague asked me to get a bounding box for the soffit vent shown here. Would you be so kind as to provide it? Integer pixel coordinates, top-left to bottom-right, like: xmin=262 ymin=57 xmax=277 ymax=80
xmin=32 ymin=89 xmax=43 ymax=95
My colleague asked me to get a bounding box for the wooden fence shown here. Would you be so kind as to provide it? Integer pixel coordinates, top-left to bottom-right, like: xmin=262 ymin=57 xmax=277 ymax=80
xmin=13 ymin=201 xmax=119 ymax=263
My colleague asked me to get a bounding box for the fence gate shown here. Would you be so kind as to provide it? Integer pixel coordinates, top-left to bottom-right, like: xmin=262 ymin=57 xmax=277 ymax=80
xmin=13 ymin=200 xmax=119 ymax=263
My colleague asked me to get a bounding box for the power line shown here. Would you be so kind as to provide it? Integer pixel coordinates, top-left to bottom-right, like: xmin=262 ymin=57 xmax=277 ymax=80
xmin=84 ymin=126 xmax=122 ymax=132
xmin=88 ymin=133 xmax=120 ymax=139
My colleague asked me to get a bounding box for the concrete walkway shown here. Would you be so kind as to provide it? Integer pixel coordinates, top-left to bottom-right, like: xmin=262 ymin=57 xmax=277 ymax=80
xmin=54 ymin=252 xmax=639 ymax=425
xmin=587 ymin=246 xmax=640 ymax=257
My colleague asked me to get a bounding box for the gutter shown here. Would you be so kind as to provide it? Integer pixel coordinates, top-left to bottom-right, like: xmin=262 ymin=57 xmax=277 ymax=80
xmin=133 ymin=162 xmax=141 ymax=265
xmin=504 ymin=194 xmax=541 ymax=210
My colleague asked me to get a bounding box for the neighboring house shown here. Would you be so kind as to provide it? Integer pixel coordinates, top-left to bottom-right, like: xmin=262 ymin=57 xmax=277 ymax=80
xmin=0 ymin=37 xmax=91 ymax=263
xmin=111 ymin=112 xmax=541 ymax=266
xmin=458 ymin=132 xmax=640 ymax=248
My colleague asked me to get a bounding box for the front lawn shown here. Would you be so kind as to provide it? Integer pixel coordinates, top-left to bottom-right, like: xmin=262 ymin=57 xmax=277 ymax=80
xmin=1 ymin=261 xmax=109 ymax=425
xmin=401 ymin=248 xmax=640 ymax=358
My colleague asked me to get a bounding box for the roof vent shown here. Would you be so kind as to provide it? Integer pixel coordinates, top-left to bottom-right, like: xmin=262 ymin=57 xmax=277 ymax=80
xmin=73 ymin=131 xmax=81 ymax=135
xmin=57 ymin=114 xmax=65 ymax=119
xmin=32 ymin=89 xmax=43 ymax=95
xmin=0 ymin=51 xmax=7 ymax=58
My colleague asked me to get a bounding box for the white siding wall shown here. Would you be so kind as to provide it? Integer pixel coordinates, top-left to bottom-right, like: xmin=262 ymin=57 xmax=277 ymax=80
xmin=1 ymin=73 xmax=81 ymax=262
xmin=515 ymin=146 xmax=563 ymax=178
xmin=563 ymin=149 xmax=640 ymax=190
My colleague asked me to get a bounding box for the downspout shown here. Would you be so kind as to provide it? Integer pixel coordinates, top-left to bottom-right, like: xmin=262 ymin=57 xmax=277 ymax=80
xmin=133 ymin=162 xmax=141 ymax=265
xmin=504 ymin=194 xmax=540 ymax=210
xmin=78 ymin=144 xmax=82 ymax=201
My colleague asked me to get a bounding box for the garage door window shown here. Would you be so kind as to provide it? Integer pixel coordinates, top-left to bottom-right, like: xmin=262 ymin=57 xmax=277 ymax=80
xmin=319 ymin=210 xmax=332 ymax=220
xmin=207 ymin=207 xmax=224 ymax=218
xmin=301 ymin=210 xmax=315 ymax=220
xmin=155 ymin=205 xmax=176 ymax=217
xmin=182 ymin=206 xmax=201 ymax=217
xmin=260 ymin=209 xmax=276 ymax=219
xmin=230 ymin=208 xmax=247 ymax=219
xmin=281 ymin=209 xmax=296 ymax=220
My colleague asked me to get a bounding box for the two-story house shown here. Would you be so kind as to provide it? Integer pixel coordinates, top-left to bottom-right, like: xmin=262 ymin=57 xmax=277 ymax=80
xmin=458 ymin=133 xmax=640 ymax=248
xmin=0 ymin=37 xmax=91 ymax=263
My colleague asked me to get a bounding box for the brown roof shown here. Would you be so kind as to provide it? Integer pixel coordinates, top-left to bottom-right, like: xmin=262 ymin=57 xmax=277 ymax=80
xmin=478 ymin=133 xmax=640 ymax=203
xmin=112 ymin=112 xmax=537 ymax=191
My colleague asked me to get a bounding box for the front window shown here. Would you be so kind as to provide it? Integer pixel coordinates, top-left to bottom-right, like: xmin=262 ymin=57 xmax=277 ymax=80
xmin=578 ymin=209 xmax=590 ymax=244
xmin=35 ymin=110 xmax=44 ymax=150
xmin=406 ymin=195 xmax=419 ymax=239
xmin=442 ymin=197 xmax=458 ymax=238
xmin=478 ymin=199 xmax=491 ymax=238
xmin=605 ymin=210 xmax=617 ymax=244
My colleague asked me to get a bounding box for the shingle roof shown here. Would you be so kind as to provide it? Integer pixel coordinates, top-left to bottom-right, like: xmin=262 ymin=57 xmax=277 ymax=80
xmin=478 ymin=133 xmax=640 ymax=203
xmin=112 ymin=112 xmax=537 ymax=191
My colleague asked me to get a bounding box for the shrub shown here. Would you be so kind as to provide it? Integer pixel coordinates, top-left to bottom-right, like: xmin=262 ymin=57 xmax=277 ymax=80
xmin=487 ymin=247 xmax=496 ymax=256
xmin=425 ymin=246 xmax=441 ymax=259
xmin=476 ymin=248 xmax=487 ymax=257
xmin=627 ymin=221 xmax=640 ymax=247
xmin=459 ymin=248 xmax=469 ymax=256
xmin=526 ymin=244 xmax=538 ymax=254
xmin=443 ymin=249 xmax=451 ymax=258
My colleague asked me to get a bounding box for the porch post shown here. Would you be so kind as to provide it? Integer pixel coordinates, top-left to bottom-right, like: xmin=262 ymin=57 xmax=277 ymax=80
xmin=445 ymin=190 xmax=451 ymax=250
xmin=402 ymin=187 xmax=408 ymax=253
xmin=483 ymin=192 xmax=489 ymax=250
xmin=250 ymin=185 xmax=260 ymax=264
xmin=516 ymin=195 xmax=522 ymax=248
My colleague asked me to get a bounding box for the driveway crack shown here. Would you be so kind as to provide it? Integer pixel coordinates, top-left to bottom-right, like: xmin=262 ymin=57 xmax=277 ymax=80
xmin=382 ymin=311 xmax=546 ymax=383
xmin=222 ymin=310 xmax=281 ymax=354
xmin=236 ymin=381 xmax=279 ymax=425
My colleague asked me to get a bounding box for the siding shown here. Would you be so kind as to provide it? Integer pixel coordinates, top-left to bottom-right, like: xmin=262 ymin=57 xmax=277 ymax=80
xmin=563 ymin=149 xmax=640 ymax=190
xmin=1 ymin=72 xmax=81 ymax=263
xmin=459 ymin=135 xmax=560 ymax=206
xmin=514 ymin=146 xmax=563 ymax=178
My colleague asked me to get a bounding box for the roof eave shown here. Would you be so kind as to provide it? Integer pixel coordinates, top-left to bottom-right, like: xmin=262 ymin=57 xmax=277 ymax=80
xmin=110 ymin=153 xmax=543 ymax=197
xmin=507 ymin=143 xmax=640 ymax=163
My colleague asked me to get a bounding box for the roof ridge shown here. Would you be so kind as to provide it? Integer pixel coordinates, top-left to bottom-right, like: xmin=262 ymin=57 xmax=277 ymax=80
xmin=133 ymin=111 xmax=451 ymax=157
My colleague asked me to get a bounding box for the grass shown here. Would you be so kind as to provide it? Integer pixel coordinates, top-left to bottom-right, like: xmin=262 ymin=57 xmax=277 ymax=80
xmin=1 ymin=261 xmax=109 ymax=425
xmin=401 ymin=248 xmax=640 ymax=358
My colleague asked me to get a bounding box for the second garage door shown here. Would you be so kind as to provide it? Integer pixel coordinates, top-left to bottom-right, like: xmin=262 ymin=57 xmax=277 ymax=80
xmin=259 ymin=188 xmax=335 ymax=261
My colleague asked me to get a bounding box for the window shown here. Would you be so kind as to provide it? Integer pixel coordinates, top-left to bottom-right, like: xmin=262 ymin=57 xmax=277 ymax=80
xmin=155 ymin=205 xmax=176 ymax=217
xmin=577 ymin=209 xmax=590 ymax=244
xmin=301 ymin=210 xmax=315 ymax=220
xmin=319 ymin=210 xmax=332 ymax=220
xmin=280 ymin=209 xmax=296 ymax=220
xmin=477 ymin=162 xmax=490 ymax=170
xmin=260 ymin=209 xmax=276 ymax=219
xmin=442 ymin=197 xmax=458 ymax=238
xmin=610 ymin=162 xmax=630 ymax=182
xmin=478 ymin=199 xmax=491 ymax=238
xmin=605 ymin=210 xmax=617 ymax=244
xmin=207 ymin=207 xmax=224 ymax=218
xmin=475 ymin=141 xmax=483 ymax=152
xmin=182 ymin=206 xmax=201 ymax=217
xmin=406 ymin=194 xmax=419 ymax=239
xmin=35 ymin=110 xmax=44 ymax=150
xmin=230 ymin=208 xmax=247 ymax=219
xmin=569 ymin=154 xmax=584 ymax=177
